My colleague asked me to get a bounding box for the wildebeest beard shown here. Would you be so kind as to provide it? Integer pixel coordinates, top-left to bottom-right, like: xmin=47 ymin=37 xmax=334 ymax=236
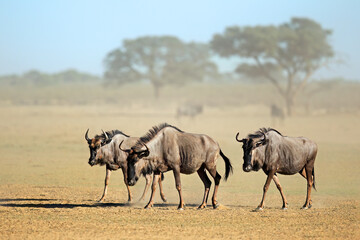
xmin=127 ymin=158 xmax=153 ymax=186
xmin=251 ymin=161 xmax=261 ymax=171
xmin=141 ymin=162 xmax=153 ymax=175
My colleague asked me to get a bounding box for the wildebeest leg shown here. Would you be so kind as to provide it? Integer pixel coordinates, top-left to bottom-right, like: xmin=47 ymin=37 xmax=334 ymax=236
xmin=144 ymin=173 xmax=160 ymax=209
xmin=299 ymin=168 xmax=306 ymax=179
xmin=257 ymin=170 xmax=276 ymax=210
xmin=121 ymin=167 xmax=132 ymax=202
xmin=302 ymin=166 xmax=314 ymax=209
xmin=272 ymin=174 xmax=288 ymax=209
xmin=207 ymin=167 xmax=221 ymax=209
xmin=299 ymin=168 xmax=313 ymax=206
xmin=173 ymin=168 xmax=184 ymax=210
xmin=139 ymin=174 xmax=151 ymax=201
xmin=197 ymin=165 xmax=211 ymax=209
xmin=98 ymin=168 xmax=111 ymax=202
xmin=157 ymin=176 xmax=167 ymax=202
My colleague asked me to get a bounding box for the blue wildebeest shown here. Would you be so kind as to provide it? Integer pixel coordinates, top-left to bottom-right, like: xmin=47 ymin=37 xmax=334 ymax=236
xmin=270 ymin=104 xmax=285 ymax=126
xmin=119 ymin=123 xmax=233 ymax=210
xmin=176 ymin=103 xmax=203 ymax=119
xmin=236 ymin=128 xmax=317 ymax=210
xmin=85 ymin=129 xmax=166 ymax=203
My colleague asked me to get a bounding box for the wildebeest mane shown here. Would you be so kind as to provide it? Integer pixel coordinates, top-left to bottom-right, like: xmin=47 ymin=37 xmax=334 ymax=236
xmin=248 ymin=128 xmax=283 ymax=139
xmin=135 ymin=123 xmax=183 ymax=148
xmin=94 ymin=130 xmax=130 ymax=140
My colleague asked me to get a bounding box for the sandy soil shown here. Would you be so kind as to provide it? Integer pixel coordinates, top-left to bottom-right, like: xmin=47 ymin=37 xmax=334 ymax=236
xmin=0 ymin=105 xmax=359 ymax=239
xmin=1 ymin=185 xmax=359 ymax=239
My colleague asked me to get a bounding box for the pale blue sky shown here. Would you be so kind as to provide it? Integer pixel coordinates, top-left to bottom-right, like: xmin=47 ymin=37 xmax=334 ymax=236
xmin=0 ymin=0 xmax=359 ymax=79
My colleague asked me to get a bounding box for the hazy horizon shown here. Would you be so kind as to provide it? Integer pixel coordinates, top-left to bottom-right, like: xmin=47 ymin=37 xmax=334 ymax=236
xmin=1 ymin=0 xmax=359 ymax=79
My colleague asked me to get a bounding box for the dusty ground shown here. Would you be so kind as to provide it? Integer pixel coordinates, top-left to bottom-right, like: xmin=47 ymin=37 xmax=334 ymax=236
xmin=0 ymin=105 xmax=359 ymax=239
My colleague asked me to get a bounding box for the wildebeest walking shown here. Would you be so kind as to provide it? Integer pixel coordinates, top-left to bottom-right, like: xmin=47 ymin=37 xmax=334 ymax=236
xmin=119 ymin=123 xmax=233 ymax=210
xmin=270 ymin=104 xmax=285 ymax=126
xmin=236 ymin=128 xmax=317 ymax=210
xmin=85 ymin=129 xmax=167 ymax=202
xmin=176 ymin=103 xmax=203 ymax=119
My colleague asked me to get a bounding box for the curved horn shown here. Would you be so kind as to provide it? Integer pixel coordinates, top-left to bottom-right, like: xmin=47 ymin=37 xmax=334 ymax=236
xmin=235 ymin=132 xmax=242 ymax=142
xmin=85 ymin=129 xmax=91 ymax=142
xmin=102 ymin=129 xmax=109 ymax=140
xmin=143 ymin=142 xmax=149 ymax=153
xmin=235 ymin=132 xmax=246 ymax=143
xmin=140 ymin=142 xmax=150 ymax=157
xmin=262 ymin=132 xmax=267 ymax=141
xmin=119 ymin=140 xmax=131 ymax=153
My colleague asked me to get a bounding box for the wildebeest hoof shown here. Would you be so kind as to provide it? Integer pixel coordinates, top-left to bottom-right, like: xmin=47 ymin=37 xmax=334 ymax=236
xmin=144 ymin=204 xmax=153 ymax=209
xmin=213 ymin=203 xmax=219 ymax=209
xmin=302 ymin=204 xmax=312 ymax=209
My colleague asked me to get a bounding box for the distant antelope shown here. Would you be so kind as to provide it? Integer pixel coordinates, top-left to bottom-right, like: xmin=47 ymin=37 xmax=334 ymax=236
xmin=176 ymin=103 xmax=203 ymax=119
xmin=270 ymin=104 xmax=285 ymax=126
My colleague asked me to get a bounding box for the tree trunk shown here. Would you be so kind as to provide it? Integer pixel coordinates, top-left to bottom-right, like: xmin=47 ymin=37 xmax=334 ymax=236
xmin=153 ymin=84 xmax=160 ymax=99
xmin=285 ymin=94 xmax=294 ymax=116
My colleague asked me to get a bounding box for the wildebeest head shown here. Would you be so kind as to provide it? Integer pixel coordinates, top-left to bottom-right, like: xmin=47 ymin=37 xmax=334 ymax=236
xmin=236 ymin=132 xmax=268 ymax=172
xmin=85 ymin=129 xmax=112 ymax=166
xmin=119 ymin=140 xmax=150 ymax=186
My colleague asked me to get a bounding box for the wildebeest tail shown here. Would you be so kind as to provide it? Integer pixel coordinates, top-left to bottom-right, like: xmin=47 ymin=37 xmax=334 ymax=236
xmin=220 ymin=149 xmax=233 ymax=181
xmin=161 ymin=172 xmax=165 ymax=181
xmin=312 ymin=168 xmax=316 ymax=191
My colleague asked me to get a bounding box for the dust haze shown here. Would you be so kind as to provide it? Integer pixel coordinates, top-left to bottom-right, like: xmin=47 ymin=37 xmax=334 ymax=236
xmin=0 ymin=17 xmax=359 ymax=239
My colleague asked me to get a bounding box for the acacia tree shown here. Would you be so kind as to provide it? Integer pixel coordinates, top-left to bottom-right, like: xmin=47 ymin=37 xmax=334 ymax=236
xmin=211 ymin=18 xmax=334 ymax=115
xmin=103 ymin=36 xmax=217 ymax=98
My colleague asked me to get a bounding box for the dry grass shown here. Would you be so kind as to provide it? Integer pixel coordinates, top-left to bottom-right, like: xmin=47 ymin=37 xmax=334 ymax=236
xmin=0 ymin=102 xmax=359 ymax=239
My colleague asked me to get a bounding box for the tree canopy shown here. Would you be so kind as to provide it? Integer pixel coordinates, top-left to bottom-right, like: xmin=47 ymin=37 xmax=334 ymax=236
xmin=103 ymin=36 xmax=217 ymax=98
xmin=211 ymin=17 xmax=334 ymax=115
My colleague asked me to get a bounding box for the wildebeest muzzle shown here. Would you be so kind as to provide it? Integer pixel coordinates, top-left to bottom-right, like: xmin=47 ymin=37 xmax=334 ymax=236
xmin=127 ymin=176 xmax=138 ymax=186
xmin=243 ymin=153 xmax=253 ymax=172
xmin=88 ymin=158 xmax=96 ymax=166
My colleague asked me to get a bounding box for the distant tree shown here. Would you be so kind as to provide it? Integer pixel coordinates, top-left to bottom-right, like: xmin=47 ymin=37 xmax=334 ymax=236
xmin=103 ymin=36 xmax=217 ymax=98
xmin=0 ymin=69 xmax=100 ymax=87
xmin=211 ymin=17 xmax=334 ymax=115
xmin=23 ymin=70 xmax=50 ymax=86
xmin=53 ymin=69 xmax=100 ymax=83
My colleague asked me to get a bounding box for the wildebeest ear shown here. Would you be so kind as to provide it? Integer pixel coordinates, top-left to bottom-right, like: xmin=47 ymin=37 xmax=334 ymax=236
xmin=256 ymin=138 xmax=268 ymax=147
xmin=141 ymin=150 xmax=150 ymax=157
xmin=255 ymin=141 xmax=261 ymax=147
xmin=101 ymin=138 xmax=112 ymax=146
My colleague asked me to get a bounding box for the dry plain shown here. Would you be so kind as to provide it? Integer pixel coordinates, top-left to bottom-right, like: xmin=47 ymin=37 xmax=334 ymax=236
xmin=0 ymin=103 xmax=359 ymax=239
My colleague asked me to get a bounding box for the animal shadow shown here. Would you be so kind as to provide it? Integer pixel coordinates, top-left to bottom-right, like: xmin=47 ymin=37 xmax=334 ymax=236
xmin=0 ymin=198 xmax=129 ymax=209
